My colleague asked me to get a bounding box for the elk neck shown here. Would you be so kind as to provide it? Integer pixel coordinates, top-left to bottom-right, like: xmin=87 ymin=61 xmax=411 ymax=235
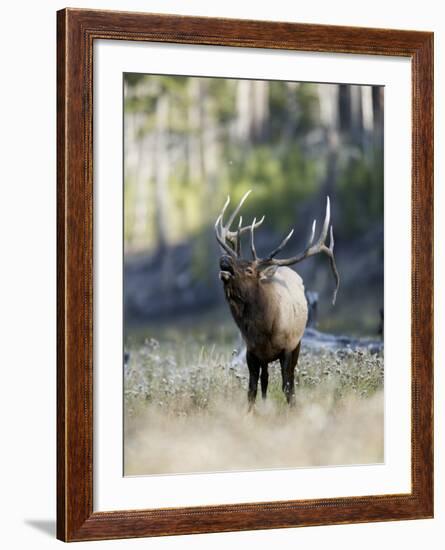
xmin=226 ymin=281 xmax=273 ymax=339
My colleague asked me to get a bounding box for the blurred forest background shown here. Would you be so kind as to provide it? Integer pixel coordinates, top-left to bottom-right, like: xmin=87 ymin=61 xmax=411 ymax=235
xmin=123 ymin=74 xmax=384 ymax=337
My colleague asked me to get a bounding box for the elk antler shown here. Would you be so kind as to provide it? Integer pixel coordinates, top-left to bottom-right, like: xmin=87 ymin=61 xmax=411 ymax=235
xmin=214 ymin=190 xmax=265 ymax=257
xmin=250 ymin=217 xmax=258 ymax=261
xmin=258 ymin=197 xmax=340 ymax=305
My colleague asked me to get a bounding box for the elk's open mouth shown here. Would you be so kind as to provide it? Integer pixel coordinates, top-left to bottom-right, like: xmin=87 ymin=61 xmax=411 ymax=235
xmin=219 ymin=270 xmax=232 ymax=282
xmin=219 ymin=256 xmax=234 ymax=282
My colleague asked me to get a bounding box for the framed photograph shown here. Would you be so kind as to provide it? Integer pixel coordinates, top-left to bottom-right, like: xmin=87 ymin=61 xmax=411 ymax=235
xmin=57 ymin=8 xmax=433 ymax=542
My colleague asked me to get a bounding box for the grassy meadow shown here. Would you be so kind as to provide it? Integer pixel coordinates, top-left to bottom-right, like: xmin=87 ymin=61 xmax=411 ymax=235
xmin=124 ymin=312 xmax=384 ymax=476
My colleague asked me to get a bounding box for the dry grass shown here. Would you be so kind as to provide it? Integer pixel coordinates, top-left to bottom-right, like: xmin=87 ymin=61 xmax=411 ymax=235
xmin=124 ymin=336 xmax=384 ymax=476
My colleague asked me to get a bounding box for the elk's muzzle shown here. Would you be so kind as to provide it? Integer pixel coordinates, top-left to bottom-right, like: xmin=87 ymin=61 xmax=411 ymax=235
xmin=219 ymin=255 xmax=233 ymax=282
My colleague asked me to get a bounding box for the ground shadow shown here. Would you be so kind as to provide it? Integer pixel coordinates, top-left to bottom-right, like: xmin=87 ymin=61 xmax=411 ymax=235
xmin=24 ymin=519 xmax=56 ymax=537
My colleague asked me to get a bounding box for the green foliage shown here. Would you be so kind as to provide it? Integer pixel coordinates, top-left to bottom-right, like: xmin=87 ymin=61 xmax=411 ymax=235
xmin=124 ymin=73 xmax=384 ymax=250
xmin=224 ymin=144 xmax=317 ymax=230
xmin=124 ymin=74 xmax=384 ymax=252
xmin=296 ymin=83 xmax=321 ymax=130
xmin=207 ymin=78 xmax=237 ymax=124
xmin=269 ymin=82 xmax=319 ymax=137
xmin=123 ymin=176 xmax=136 ymax=246
xmin=337 ymin=148 xmax=384 ymax=236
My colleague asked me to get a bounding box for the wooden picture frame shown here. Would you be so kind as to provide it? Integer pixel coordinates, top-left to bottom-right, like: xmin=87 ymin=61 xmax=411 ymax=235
xmin=57 ymin=8 xmax=433 ymax=542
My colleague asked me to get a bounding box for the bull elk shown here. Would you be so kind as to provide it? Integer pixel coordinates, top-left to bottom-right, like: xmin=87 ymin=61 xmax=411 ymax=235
xmin=215 ymin=190 xmax=339 ymax=409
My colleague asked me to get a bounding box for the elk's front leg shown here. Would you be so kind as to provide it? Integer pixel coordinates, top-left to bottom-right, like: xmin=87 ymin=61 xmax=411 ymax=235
xmin=280 ymin=342 xmax=301 ymax=406
xmin=246 ymin=351 xmax=261 ymax=411
xmin=260 ymin=364 xmax=269 ymax=400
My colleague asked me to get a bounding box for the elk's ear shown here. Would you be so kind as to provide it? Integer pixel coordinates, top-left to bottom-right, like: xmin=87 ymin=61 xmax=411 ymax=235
xmin=259 ymin=264 xmax=278 ymax=281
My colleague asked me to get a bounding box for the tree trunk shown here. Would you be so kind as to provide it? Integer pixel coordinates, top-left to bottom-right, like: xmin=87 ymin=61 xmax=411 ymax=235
xmin=318 ymin=84 xmax=340 ymax=199
xmin=372 ymin=86 xmax=384 ymax=148
xmin=251 ymin=80 xmax=270 ymax=141
xmin=125 ymin=110 xmax=152 ymax=252
xmin=350 ymin=85 xmax=364 ymax=146
xmin=154 ymin=94 xmax=170 ymax=251
xmin=235 ymin=79 xmax=251 ymax=142
xmin=187 ymin=78 xmax=203 ymax=184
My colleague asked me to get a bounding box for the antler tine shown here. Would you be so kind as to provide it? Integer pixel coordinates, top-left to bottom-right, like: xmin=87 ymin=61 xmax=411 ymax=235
xmin=329 ymin=224 xmax=334 ymax=251
xmin=215 ymin=194 xmax=238 ymax=257
xmin=268 ymin=228 xmax=295 ymax=259
xmin=237 ymin=215 xmax=265 ymax=236
xmin=214 ymin=216 xmax=237 ymax=257
xmin=320 ymin=196 xmax=331 ymax=243
xmin=236 ymin=216 xmax=243 ymax=256
xmin=226 ymin=189 xmax=252 ymax=231
xmin=214 ymin=195 xmax=233 ymax=254
xmin=219 ymin=195 xmax=230 ymax=230
xmin=250 ymin=217 xmax=258 ymax=260
xmin=234 ymin=216 xmax=265 ymax=256
xmin=215 ymin=213 xmax=222 ymax=229
xmin=308 ymin=219 xmax=316 ymax=247
xmin=327 ymin=225 xmax=340 ymax=305
xmin=215 ymin=190 xmax=266 ymax=257
xmin=258 ymin=196 xmax=340 ymax=304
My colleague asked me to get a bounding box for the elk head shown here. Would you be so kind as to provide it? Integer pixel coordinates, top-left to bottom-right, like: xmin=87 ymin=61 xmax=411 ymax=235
xmin=215 ymin=190 xmax=340 ymax=305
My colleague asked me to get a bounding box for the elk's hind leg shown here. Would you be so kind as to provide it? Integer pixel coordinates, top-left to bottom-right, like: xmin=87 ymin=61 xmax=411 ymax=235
xmin=246 ymin=351 xmax=261 ymax=411
xmin=260 ymin=364 xmax=269 ymax=400
xmin=280 ymin=342 xmax=301 ymax=406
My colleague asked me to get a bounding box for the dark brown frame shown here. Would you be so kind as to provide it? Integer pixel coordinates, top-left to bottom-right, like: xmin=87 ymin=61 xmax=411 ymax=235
xmin=57 ymin=8 xmax=434 ymax=542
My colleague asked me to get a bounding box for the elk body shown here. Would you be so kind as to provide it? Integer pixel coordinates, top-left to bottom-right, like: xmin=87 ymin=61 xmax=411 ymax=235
xmin=215 ymin=191 xmax=339 ymax=409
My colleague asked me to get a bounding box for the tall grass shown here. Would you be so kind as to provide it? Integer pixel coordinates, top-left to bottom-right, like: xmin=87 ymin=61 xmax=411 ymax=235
xmin=124 ymin=337 xmax=384 ymax=475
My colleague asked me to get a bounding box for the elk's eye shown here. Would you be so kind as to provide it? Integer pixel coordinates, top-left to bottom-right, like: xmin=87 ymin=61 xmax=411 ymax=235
xmin=245 ymin=267 xmax=254 ymax=275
